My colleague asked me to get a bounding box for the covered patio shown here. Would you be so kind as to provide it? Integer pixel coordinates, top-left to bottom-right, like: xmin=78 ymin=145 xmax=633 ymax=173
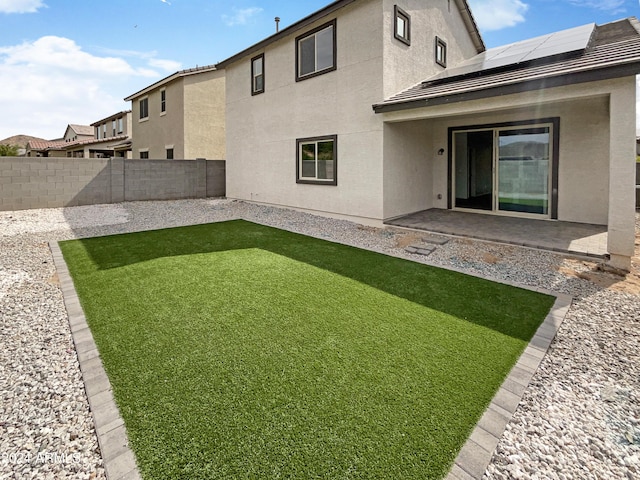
xmin=386 ymin=209 xmax=608 ymax=259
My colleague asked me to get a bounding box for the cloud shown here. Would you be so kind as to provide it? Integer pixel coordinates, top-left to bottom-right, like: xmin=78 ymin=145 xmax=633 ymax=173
xmin=566 ymin=0 xmax=627 ymax=14
xmin=222 ymin=7 xmax=263 ymax=27
xmin=468 ymin=0 xmax=528 ymax=32
xmin=0 ymin=0 xmax=45 ymax=14
xmin=0 ymin=36 xmax=163 ymax=139
xmin=95 ymin=46 xmax=182 ymax=72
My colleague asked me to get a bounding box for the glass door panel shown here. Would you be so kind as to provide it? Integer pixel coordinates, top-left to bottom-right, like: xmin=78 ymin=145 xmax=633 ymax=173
xmin=497 ymin=127 xmax=550 ymax=215
xmin=454 ymin=130 xmax=493 ymax=211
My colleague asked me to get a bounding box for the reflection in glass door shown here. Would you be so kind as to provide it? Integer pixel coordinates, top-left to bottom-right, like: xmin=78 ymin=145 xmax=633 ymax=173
xmin=497 ymin=127 xmax=550 ymax=215
xmin=453 ymin=123 xmax=552 ymax=217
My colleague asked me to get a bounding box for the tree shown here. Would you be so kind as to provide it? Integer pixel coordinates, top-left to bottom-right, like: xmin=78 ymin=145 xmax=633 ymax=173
xmin=0 ymin=144 xmax=19 ymax=156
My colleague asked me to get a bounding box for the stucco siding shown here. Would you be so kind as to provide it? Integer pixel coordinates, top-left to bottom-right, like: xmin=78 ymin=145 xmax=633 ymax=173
xmin=225 ymin=0 xmax=386 ymax=220
xmin=381 ymin=0 xmax=480 ymax=98
xmin=184 ymin=69 xmax=226 ymax=159
xmin=383 ymin=120 xmax=433 ymax=219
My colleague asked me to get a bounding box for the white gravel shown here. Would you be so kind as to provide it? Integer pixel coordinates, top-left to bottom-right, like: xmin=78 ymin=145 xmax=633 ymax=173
xmin=0 ymin=199 xmax=637 ymax=479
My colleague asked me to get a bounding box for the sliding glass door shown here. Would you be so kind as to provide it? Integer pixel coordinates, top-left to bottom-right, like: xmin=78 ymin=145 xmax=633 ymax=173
xmin=453 ymin=122 xmax=553 ymax=217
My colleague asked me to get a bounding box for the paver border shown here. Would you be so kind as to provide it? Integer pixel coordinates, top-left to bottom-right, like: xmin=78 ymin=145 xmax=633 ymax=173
xmin=50 ymin=241 xmax=141 ymax=480
xmin=50 ymin=221 xmax=572 ymax=480
xmin=445 ymin=293 xmax=572 ymax=480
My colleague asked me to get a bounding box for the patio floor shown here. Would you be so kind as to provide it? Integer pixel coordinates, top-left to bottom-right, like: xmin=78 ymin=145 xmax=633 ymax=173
xmin=385 ymin=209 xmax=608 ymax=259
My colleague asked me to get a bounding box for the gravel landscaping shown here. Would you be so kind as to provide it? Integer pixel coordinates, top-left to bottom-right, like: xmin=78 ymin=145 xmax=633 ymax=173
xmin=1 ymin=198 xmax=638 ymax=479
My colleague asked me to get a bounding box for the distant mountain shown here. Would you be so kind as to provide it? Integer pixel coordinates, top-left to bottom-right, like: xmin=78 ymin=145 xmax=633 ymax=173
xmin=499 ymin=141 xmax=549 ymax=159
xmin=0 ymin=134 xmax=48 ymax=148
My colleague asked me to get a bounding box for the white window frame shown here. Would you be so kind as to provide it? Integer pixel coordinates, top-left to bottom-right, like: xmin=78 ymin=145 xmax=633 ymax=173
xmin=160 ymin=89 xmax=166 ymax=115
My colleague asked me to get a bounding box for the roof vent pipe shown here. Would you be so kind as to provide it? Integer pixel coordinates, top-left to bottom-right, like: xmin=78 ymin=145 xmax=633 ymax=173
xmin=275 ymin=17 xmax=280 ymax=33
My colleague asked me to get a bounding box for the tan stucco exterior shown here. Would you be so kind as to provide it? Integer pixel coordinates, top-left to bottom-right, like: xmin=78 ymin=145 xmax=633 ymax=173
xmin=129 ymin=69 xmax=225 ymax=160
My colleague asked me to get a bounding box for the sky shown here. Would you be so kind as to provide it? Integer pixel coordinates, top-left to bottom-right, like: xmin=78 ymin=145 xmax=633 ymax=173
xmin=0 ymin=0 xmax=638 ymax=140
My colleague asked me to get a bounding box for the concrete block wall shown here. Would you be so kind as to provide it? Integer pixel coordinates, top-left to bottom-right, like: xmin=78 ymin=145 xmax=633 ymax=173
xmin=0 ymin=157 xmax=225 ymax=212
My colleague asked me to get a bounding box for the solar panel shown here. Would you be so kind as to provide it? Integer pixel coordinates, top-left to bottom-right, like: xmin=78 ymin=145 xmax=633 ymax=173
xmin=426 ymin=22 xmax=595 ymax=84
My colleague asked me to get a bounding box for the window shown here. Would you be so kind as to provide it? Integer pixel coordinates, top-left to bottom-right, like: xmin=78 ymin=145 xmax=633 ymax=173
xmin=112 ymin=120 xmax=116 ymax=137
xmin=95 ymin=128 xmax=99 ymax=140
xmin=117 ymin=117 xmax=123 ymax=134
xmin=394 ymin=6 xmax=411 ymax=45
xmin=139 ymin=150 xmax=149 ymax=159
xmin=166 ymin=148 xmax=174 ymax=159
xmin=251 ymin=54 xmax=264 ymax=95
xmin=139 ymin=97 xmax=149 ymax=120
xmin=102 ymin=124 xmax=107 ymax=139
xmin=160 ymin=89 xmax=166 ymax=113
xmin=296 ymin=20 xmax=336 ymax=81
xmin=296 ymin=135 xmax=337 ymax=185
xmin=435 ymin=37 xmax=447 ymax=67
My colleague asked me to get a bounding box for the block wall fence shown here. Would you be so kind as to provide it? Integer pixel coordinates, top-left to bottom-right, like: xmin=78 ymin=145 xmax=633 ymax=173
xmin=0 ymin=157 xmax=225 ymax=211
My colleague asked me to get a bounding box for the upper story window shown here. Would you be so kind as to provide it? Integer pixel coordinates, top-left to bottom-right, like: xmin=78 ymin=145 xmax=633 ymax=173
xmin=139 ymin=97 xmax=149 ymax=120
xmin=102 ymin=124 xmax=107 ymax=138
xmin=117 ymin=117 xmax=123 ymax=134
xmin=112 ymin=120 xmax=116 ymax=137
xmin=296 ymin=20 xmax=336 ymax=82
xmin=160 ymin=89 xmax=166 ymax=113
xmin=251 ymin=53 xmax=264 ymax=95
xmin=95 ymin=128 xmax=99 ymax=140
xmin=296 ymin=135 xmax=337 ymax=185
xmin=394 ymin=6 xmax=411 ymax=45
xmin=435 ymin=37 xmax=447 ymax=67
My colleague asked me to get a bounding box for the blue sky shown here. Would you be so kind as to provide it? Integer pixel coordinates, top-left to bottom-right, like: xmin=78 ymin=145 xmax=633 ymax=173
xmin=0 ymin=0 xmax=638 ymax=140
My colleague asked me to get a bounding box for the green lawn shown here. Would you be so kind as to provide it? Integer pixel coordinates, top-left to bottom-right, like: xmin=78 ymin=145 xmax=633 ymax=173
xmin=60 ymin=220 xmax=554 ymax=479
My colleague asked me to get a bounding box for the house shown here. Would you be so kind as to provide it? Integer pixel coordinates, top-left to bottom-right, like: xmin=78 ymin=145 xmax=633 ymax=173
xmin=124 ymin=65 xmax=225 ymax=160
xmin=25 ymin=139 xmax=67 ymax=157
xmin=62 ymin=124 xmax=94 ymax=143
xmin=64 ymin=111 xmax=132 ymax=158
xmin=216 ymin=0 xmax=640 ymax=270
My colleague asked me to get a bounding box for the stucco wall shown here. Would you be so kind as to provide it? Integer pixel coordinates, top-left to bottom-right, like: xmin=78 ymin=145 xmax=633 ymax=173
xmin=381 ymin=0 xmax=480 ymax=98
xmin=0 ymin=157 xmax=225 ymax=211
xmin=184 ymin=69 xmax=226 ymax=160
xmin=131 ymin=80 xmax=186 ymax=159
xmin=225 ymin=0 xmax=386 ymax=221
xmin=382 ymin=120 xmax=433 ymax=219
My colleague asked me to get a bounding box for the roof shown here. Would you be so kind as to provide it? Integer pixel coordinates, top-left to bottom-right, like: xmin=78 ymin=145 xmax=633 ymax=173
xmin=215 ymin=0 xmax=485 ymax=69
xmin=90 ymin=111 xmax=131 ymax=126
xmin=67 ymin=124 xmax=94 ymax=136
xmin=124 ymin=65 xmax=217 ymax=101
xmin=63 ymin=135 xmax=129 ymax=149
xmin=373 ymin=17 xmax=640 ymax=113
xmin=26 ymin=139 xmax=67 ymax=150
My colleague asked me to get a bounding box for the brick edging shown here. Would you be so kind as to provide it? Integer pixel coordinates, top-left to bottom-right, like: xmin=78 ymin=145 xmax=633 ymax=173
xmin=445 ymin=294 xmax=572 ymax=480
xmin=49 ymin=241 xmax=141 ymax=480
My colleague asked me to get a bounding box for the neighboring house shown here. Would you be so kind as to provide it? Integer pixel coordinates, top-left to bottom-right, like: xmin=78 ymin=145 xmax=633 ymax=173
xmin=62 ymin=124 xmax=94 ymax=144
xmin=64 ymin=111 xmax=132 ymax=158
xmin=217 ymin=0 xmax=640 ymax=270
xmin=25 ymin=139 xmax=67 ymax=157
xmin=124 ymin=65 xmax=225 ymax=160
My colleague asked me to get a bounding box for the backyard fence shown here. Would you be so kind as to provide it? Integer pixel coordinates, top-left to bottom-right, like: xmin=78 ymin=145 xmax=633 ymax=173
xmin=0 ymin=157 xmax=225 ymax=211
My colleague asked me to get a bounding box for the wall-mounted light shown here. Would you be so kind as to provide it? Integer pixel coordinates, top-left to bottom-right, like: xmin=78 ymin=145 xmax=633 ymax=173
xmin=437 ymin=148 xmax=445 ymax=155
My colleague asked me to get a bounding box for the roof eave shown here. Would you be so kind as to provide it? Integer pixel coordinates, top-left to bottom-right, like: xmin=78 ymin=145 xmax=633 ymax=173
xmin=216 ymin=0 xmax=358 ymax=69
xmin=124 ymin=66 xmax=217 ymax=101
xmin=373 ymin=62 xmax=640 ymax=114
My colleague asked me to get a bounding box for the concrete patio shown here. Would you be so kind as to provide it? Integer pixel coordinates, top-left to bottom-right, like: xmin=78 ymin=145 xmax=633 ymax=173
xmin=385 ymin=209 xmax=608 ymax=259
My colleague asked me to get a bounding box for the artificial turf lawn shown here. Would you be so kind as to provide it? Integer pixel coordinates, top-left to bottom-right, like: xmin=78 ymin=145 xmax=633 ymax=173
xmin=59 ymin=220 xmax=555 ymax=479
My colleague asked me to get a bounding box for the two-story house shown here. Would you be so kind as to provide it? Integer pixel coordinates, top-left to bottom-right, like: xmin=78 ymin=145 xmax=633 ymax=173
xmin=124 ymin=65 xmax=225 ymax=160
xmin=64 ymin=111 xmax=132 ymax=158
xmin=217 ymin=0 xmax=640 ymax=270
